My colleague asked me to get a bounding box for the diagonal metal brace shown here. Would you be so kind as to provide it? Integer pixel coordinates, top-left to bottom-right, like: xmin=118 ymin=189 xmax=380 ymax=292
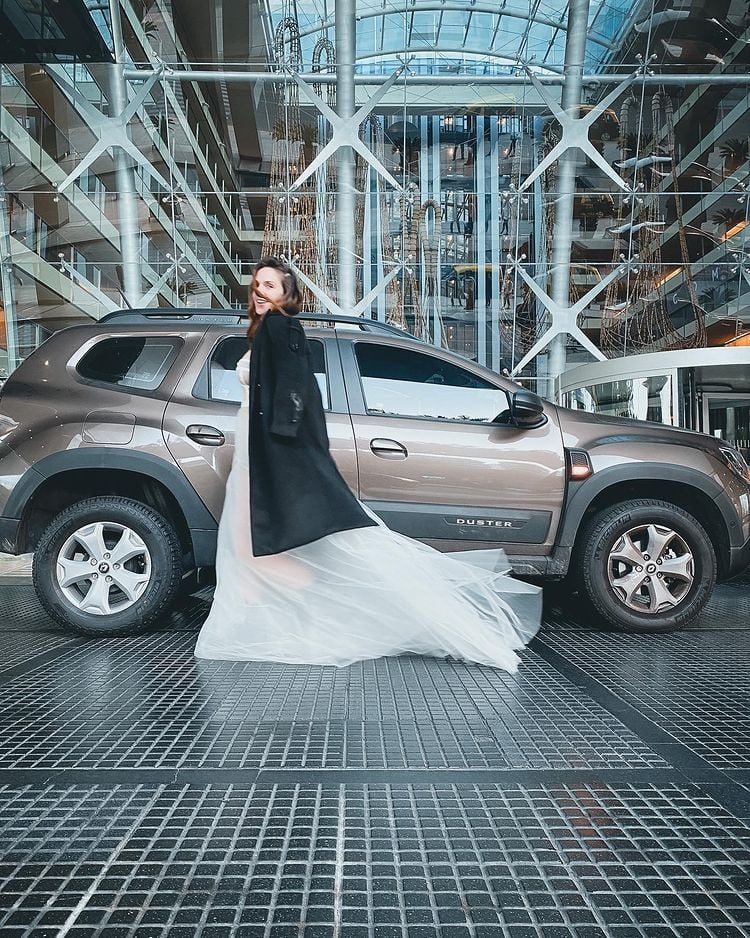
xmin=510 ymin=260 xmax=629 ymax=374
xmin=519 ymin=65 xmax=638 ymax=194
xmin=290 ymin=68 xmax=406 ymax=192
xmin=293 ymin=263 xmax=402 ymax=318
xmin=48 ymin=64 xmax=173 ymax=195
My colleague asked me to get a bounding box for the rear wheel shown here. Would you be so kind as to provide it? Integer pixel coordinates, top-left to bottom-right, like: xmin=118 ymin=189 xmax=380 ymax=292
xmin=33 ymin=496 xmax=183 ymax=637
xmin=577 ymin=498 xmax=716 ymax=633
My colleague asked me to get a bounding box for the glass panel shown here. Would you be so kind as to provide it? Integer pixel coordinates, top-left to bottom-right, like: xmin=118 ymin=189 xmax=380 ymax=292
xmin=207 ymin=336 xmax=247 ymax=403
xmin=204 ymin=336 xmax=329 ymax=407
xmin=1 ymin=0 xmax=747 ymax=405
xmin=76 ymin=337 xmax=181 ymax=391
xmin=566 ymin=375 xmax=675 ymax=424
xmin=707 ymin=396 xmax=750 ymax=455
xmin=355 ymin=343 xmax=508 ymax=421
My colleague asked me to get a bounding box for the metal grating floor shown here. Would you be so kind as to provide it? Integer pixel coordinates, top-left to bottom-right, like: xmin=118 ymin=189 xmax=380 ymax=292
xmin=1 ymin=577 xmax=750 ymax=936
xmin=0 ymin=631 xmax=75 ymax=673
xmin=538 ymin=629 xmax=750 ymax=770
xmin=0 ymin=638 xmax=665 ymax=772
xmin=0 ymin=782 xmax=749 ymax=937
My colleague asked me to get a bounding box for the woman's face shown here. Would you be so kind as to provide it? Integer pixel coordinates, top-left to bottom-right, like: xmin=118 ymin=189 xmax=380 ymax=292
xmin=253 ymin=267 xmax=285 ymax=315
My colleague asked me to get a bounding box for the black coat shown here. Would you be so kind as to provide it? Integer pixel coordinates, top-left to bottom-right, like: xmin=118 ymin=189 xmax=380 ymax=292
xmin=248 ymin=312 xmax=378 ymax=556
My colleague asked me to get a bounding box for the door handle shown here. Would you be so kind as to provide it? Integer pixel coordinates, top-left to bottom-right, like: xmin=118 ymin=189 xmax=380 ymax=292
xmin=186 ymin=424 xmax=225 ymax=446
xmin=370 ymin=438 xmax=408 ymax=459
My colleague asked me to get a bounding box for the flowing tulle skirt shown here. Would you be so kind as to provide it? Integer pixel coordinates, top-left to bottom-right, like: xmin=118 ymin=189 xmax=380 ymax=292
xmin=194 ymin=404 xmax=542 ymax=670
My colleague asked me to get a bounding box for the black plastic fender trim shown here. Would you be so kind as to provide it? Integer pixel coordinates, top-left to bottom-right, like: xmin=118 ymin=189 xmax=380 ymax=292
xmin=4 ymin=449 xmax=218 ymax=557
xmin=556 ymin=462 xmax=740 ymax=551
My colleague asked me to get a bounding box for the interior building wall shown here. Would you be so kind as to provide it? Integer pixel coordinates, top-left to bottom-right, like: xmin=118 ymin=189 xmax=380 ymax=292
xmin=0 ymin=0 xmax=749 ymax=395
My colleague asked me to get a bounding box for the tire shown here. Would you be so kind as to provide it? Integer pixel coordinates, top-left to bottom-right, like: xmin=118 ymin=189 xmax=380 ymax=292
xmin=33 ymin=496 xmax=183 ymax=637
xmin=576 ymin=498 xmax=716 ymax=634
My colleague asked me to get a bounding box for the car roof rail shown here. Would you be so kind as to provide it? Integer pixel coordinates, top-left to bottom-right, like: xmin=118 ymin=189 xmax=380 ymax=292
xmin=99 ymin=308 xmax=245 ymax=326
xmin=99 ymin=308 xmax=417 ymax=339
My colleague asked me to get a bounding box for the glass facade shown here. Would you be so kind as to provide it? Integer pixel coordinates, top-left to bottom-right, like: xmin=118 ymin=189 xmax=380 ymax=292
xmin=567 ymin=374 xmax=675 ymax=424
xmin=1 ymin=0 xmax=749 ymax=396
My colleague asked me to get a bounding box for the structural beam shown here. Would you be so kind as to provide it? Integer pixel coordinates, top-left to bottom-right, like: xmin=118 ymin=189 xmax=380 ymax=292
xmin=335 ymin=0 xmax=357 ymax=311
xmin=107 ymin=0 xmax=143 ymax=306
xmin=123 ymin=69 xmax=750 ymax=87
xmin=547 ymin=0 xmax=590 ymax=391
xmin=0 ymin=177 xmax=20 ymax=375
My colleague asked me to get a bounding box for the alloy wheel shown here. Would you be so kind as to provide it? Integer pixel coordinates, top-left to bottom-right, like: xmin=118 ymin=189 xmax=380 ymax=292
xmin=607 ymin=523 xmax=695 ymax=614
xmin=56 ymin=521 xmax=152 ymax=616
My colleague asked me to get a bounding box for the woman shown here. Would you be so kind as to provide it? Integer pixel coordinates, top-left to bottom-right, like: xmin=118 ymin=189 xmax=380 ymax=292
xmin=195 ymin=257 xmax=541 ymax=669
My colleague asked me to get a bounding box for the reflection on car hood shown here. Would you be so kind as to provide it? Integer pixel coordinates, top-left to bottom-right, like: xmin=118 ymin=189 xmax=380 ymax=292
xmin=554 ymin=405 xmax=724 ymax=454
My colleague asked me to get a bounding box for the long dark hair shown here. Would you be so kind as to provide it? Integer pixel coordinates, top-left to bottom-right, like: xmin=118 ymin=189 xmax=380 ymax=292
xmin=247 ymin=257 xmax=303 ymax=341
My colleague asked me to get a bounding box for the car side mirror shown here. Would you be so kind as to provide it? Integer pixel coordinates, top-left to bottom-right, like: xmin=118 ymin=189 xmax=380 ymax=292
xmin=508 ymin=389 xmax=547 ymax=429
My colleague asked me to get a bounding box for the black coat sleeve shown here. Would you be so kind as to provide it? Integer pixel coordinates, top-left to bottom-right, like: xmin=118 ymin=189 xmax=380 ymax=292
xmin=265 ymin=314 xmax=308 ymax=439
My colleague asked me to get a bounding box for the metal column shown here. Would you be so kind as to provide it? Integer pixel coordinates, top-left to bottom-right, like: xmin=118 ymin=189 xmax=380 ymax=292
xmin=107 ymin=0 xmax=143 ymax=306
xmin=0 ymin=177 xmax=20 ymax=375
xmin=547 ymin=0 xmax=590 ymax=395
xmin=531 ymin=115 xmax=548 ymax=391
xmin=489 ymin=117 xmax=501 ymax=372
xmin=476 ymin=115 xmax=487 ymax=367
xmin=335 ymin=0 xmax=357 ymax=312
xmin=430 ymin=115 xmax=441 ymax=346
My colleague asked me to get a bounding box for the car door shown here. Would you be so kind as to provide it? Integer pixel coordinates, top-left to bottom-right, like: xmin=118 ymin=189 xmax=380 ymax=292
xmin=340 ymin=337 xmax=566 ymax=554
xmin=162 ymin=327 xmax=358 ymax=521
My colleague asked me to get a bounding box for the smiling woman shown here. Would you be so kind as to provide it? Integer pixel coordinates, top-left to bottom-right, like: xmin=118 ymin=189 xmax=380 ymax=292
xmin=194 ymin=256 xmax=542 ymax=669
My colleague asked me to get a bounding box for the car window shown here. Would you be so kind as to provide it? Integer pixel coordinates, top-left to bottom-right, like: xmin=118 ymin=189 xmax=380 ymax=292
xmin=200 ymin=336 xmax=330 ymax=407
xmin=354 ymin=342 xmax=509 ymax=422
xmin=205 ymin=336 xmax=247 ymax=403
xmin=76 ymin=336 xmax=182 ymax=391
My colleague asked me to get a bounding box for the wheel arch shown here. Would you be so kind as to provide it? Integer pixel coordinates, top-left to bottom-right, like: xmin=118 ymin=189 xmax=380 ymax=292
xmin=558 ymin=465 xmax=734 ymax=579
xmin=8 ymin=450 xmax=217 ymax=565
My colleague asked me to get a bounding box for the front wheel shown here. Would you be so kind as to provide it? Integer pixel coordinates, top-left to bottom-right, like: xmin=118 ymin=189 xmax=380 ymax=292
xmin=33 ymin=496 xmax=184 ymax=637
xmin=577 ymin=498 xmax=717 ymax=633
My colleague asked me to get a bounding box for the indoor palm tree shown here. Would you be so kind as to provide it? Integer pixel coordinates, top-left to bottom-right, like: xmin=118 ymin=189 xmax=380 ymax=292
xmin=711 ymin=207 xmax=746 ymax=234
xmin=718 ymin=138 xmax=749 ymax=175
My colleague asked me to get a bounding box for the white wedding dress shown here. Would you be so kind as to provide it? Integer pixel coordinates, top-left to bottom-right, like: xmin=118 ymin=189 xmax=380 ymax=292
xmin=194 ymin=351 xmax=542 ymax=670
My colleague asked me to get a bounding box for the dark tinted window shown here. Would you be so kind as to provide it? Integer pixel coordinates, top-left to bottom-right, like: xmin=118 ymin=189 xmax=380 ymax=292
xmin=202 ymin=336 xmax=329 ymax=407
xmin=355 ymin=343 xmax=508 ymax=421
xmin=77 ymin=337 xmax=181 ymax=391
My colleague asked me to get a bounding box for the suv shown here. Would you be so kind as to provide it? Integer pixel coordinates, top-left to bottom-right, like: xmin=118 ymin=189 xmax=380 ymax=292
xmin=1 ymin=310 xmax=748 ymax=637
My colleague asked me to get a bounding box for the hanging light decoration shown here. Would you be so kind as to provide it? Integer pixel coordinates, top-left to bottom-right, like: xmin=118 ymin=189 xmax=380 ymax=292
xmin=262 ymin=17 xmax=318 ymax=311
xmin=601 ymin=90 xmax=706 ymax=355
xmin=355 ymin=116 xmax=403 ymax=325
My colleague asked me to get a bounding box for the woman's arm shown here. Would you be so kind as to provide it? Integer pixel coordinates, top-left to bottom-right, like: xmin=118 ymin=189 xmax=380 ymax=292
xmin=265 ymin=315 xmax=308 ymax=438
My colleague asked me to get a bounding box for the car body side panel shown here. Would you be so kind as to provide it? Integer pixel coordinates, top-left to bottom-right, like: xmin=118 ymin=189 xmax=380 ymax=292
xmin=350 ymin=413 xmax=565 ymax=553
xmin=557 ymin=411 xmax=750 ymax=552
xmin=162 ymin=404 xmax=237 ymax=521
xmin=0 ymin=448 xmax=33 ymax=523
xmin=0 ymin=326 xmax=205 ymax=471
xmin=559 ymin=405 xmax=750 ymax=526
xmin=0 ymin=326 xmax=208 ymax=553
xmin=558 ymin=459 xmax=749 ymax=545
xmin=3 ymin=448 xmax=218 ymax=562
xmin=338 ymin=338 xmax=566 ymax=554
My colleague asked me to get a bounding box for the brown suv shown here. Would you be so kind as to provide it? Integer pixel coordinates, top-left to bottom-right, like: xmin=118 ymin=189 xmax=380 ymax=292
xmin=1 ymin=309 xmax=748 ymax=637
